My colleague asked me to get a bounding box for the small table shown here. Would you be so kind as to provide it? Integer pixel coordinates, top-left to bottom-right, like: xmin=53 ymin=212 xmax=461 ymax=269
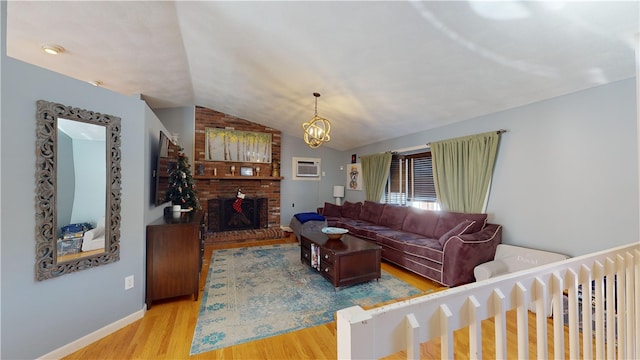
xmin=300 ymin=232 xmax=381 ymax=288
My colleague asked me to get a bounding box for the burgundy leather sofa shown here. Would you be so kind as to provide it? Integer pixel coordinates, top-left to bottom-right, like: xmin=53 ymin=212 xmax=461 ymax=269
xmin=319 ymin=200 xmax=502 ymax=287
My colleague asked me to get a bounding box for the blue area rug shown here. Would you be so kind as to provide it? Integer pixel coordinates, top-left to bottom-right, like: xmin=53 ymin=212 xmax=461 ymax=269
xmin=190 ymin=243 xmax=422 ymax=354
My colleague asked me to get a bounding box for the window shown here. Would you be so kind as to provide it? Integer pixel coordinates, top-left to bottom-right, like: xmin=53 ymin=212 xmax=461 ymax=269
xmin=384 ymin=151 xmax=440 ymax=211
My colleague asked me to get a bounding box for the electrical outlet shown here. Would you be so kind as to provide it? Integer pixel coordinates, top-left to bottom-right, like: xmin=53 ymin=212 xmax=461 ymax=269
xmin=125 ymin=275 xmax=134 ymax=290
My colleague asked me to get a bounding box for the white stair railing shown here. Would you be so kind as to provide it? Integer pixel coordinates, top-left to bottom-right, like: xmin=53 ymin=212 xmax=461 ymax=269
xmin=337 ymin=242 xmax=640 ymax=359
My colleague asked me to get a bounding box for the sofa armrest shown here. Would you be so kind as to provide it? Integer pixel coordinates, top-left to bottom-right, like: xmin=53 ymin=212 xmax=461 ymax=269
xmin=81 ymin=226 xmax=106 ymax=252
xmin=473 ymin=260 xmax=508 ymax=281
xmin=440 ymin=224 xmax=502 ymax=286
xmin=83 ymin=225 xmax=105 ymax=242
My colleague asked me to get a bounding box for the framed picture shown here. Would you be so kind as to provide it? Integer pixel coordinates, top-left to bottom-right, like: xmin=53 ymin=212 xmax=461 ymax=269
xmin=347 ymin=163 xmax=363 ymax=190
xmin=240 ymin=167 xmax=254 ymax=176
xmin=205 ymin=127 xmax=272 ymax=163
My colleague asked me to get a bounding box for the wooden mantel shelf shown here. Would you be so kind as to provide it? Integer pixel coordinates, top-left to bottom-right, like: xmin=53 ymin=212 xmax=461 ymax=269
xmin=194 ymin=175 xmax=284 ymax=181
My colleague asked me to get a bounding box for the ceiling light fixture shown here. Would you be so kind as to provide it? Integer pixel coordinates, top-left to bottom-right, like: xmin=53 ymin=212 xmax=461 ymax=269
xmin=41 ymin=44 xmax=65 ymax=55
xmin=88 ymin=80 xmax=103 ymax=87
xmin=302 ymin=92 xmax=331 ymax=148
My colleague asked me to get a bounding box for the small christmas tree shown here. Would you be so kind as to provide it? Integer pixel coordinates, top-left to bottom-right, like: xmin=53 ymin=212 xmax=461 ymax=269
xmin=165 ymin=146 xmax=200 ymax=210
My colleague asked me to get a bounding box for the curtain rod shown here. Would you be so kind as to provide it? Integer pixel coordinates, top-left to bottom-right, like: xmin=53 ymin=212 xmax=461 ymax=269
xmin=426 ymin=129 xmax=507 ymax=146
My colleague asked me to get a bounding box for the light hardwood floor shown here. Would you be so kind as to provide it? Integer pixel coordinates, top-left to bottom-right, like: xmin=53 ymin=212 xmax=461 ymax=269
xmin=63 ymin=236 xmax=578 ymax=359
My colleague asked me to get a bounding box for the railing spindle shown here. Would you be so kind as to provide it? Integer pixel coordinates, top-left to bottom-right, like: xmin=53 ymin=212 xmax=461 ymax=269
xmin=492 ymin=289 xmax=507 ymax=359
xmin=467 ymin=296 xmax=482 ymax=360
xmin=515 ymin=283 xmax=529 ymax=359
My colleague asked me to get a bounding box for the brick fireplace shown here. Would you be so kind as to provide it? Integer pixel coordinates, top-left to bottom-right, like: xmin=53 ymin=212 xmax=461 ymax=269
xmin=193 ymin=106 xmax=285 ymax=245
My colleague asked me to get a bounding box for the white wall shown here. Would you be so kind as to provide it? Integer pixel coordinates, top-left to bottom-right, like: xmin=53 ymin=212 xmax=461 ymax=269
xmin=346 ymin=79 xmax=638 ymax=256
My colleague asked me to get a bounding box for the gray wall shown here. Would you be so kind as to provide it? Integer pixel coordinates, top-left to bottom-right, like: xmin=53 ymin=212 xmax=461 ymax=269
xmin=280 ymin=133 xmax=345 ymax=225
xmin=0 ymin=6 xmax=166 ymax=357
xmin=346 ymin=78 xmax=638 ymax=256
xmin=146 ymin=107 xmax=174 ymax=221
xmin=155 ymin=107 xmax=196 ymax=164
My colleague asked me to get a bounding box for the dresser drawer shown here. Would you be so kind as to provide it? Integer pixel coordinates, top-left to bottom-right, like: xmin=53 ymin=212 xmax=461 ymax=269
xmin=320 ymin=249 xmax=335 ymax=264
xmin=301 ymin=247 xmax=311 ymax=264
xmin=320 ymin=263 xmax=335 ymax=282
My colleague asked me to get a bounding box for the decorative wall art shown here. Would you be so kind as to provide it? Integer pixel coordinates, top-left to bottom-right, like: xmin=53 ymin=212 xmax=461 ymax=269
xmin=347 ymin=163 xmax=363 ymax=191
xmin=205 ymin=128 xmax=272 ymax=163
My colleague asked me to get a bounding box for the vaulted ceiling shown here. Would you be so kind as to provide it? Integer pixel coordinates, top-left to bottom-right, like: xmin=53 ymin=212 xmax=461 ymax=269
xmin=6 ymin=1 xmax=638 ymax=150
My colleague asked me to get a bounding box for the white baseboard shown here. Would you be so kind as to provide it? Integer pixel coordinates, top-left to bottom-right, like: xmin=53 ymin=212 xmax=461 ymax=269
xmin=37 ymin=306 xmax=146 ymax=360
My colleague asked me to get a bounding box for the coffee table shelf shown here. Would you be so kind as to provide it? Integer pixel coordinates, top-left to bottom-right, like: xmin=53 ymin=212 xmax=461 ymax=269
xmin=300 ymin=232 xmax=381 ymax=288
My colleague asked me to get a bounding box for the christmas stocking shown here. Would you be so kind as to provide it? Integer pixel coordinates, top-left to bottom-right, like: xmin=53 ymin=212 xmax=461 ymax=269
xmin=233 ymin=198 xmax=243 ymax=213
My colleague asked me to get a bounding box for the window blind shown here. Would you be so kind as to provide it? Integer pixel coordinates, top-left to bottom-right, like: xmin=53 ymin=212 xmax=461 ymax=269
xmin=385 ymin=152 xmax=436 ymax=204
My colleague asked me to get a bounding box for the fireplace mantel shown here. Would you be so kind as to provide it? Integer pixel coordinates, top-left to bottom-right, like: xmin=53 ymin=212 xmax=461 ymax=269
xmin=194 ymin=175 xmax=284 ymax=181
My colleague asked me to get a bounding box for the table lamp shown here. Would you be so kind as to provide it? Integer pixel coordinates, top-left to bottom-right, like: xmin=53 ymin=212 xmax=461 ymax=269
xmin=333 ymin=185 xmax=345 ymax=205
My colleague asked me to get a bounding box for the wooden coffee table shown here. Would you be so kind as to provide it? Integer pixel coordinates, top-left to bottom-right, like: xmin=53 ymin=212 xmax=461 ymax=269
xmin=300 ymin=232 xmax=381 ymax=288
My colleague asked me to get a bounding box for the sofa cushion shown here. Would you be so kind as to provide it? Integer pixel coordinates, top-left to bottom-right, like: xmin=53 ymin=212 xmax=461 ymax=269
xmin=350 ymin=224 xmax=392 ymax=240
xmin=438 ymin=220 xmax=476 ymax=246
xmin=434 ymin=212 xmax=487 ymax=238
xmin=378 ymin=204 xmax=409 ymax=230
xmin=375 ymin=230 xmax=419 ymax=252
xmin=336 ymin=219 xmax=372 ymax=234
xmin=322 ymin=202 xmax=342 ymax=217
xmin=341 ymin=201 xmax=362 ymax=219
xmin=376 ymin=229 xmax=444 ymax=264
xmin=359 ymin=201 xmax=385 ymax=224
xmin=402 ymin=238 xmax=444 ymax=264
xmin=401 ymin=207 xmax=440 ymax=238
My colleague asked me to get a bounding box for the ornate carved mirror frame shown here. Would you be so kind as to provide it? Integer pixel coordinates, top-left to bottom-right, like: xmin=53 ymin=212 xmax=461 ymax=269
xmin=35 ymin=100 xmax=122 ymax=281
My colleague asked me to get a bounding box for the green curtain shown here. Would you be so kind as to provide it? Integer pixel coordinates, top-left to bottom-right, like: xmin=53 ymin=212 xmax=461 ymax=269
xmin=361 ymin=152 xmax=393 ymax=202
xmin=431 ymin=131 xmax=500 ymax=213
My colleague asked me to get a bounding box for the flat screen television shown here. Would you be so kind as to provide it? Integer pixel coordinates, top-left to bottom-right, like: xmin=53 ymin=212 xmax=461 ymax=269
xmin=153 ymin=131 xmax=179 ymax=206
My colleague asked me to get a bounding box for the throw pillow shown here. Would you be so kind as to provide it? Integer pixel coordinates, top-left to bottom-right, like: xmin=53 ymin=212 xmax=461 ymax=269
xmin=359 ymin=201 xmax=385 ymax=224
xmin=323 ymin=202 xmax=342 ymax=217
xmin=434 ymin=212 xmax=487 ymax=238
xmin=438 ymin=220 xmax=476 ymax=246
xmin=341 ymin=201 xmax=362 ymax=219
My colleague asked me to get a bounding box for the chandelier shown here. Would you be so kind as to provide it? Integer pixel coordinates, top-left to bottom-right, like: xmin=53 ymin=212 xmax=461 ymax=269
xmin=302 ymin=92 xmax=331 ymax=148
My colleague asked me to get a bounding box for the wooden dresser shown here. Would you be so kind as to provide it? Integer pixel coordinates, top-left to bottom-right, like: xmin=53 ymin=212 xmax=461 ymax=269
xmin=146 ymin=209 xmax=205 ymax=309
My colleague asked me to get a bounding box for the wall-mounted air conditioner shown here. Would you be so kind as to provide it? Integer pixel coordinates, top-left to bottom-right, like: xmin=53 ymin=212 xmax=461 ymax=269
xmin=292 ymin=157 xmax=321 ymax=180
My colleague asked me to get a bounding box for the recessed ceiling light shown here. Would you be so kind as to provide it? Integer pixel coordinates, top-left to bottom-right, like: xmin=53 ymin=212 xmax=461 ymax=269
xmin=42 ymin=44 xmax=65 ymax=55
xmin=88 ymin=80 xmax=103 ymax=87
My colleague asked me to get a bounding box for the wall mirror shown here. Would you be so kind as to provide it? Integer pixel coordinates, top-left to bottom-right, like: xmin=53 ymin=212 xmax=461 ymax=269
xmin=35 ymin=100 xmax=121 ymax=281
